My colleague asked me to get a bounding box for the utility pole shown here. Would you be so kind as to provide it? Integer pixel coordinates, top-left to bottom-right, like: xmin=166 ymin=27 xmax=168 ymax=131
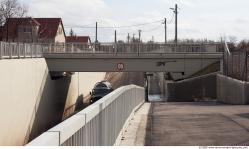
xmin=171 ymin=4 xmax=178 ymax=44
xmin=95 ymin=22 xmax=98 ymax=43
xmin=175 ymin=4 xmax=178 ymax=44
xmin=164 ymin=18 xmax=167 ymax=44
xmin=138 ymin=30 xmax=142 ymax=43
xmin=114 ymin=30 xmax=117 ymax=43
xmin=133 ymin=34 xmax=135 ymax=42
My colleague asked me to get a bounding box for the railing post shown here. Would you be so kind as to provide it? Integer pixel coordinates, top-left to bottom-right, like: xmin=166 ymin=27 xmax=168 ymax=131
xmin=41 ymin=44 xmax=43 ymax=57
xmin=245 ymin=51 xmax=248 ymax=82
xmin=18 ymin=43 xmax=20 ymax=59
xmin=50 ymin=44 xmax=52 ymax=53
xmin=137 ymin=43 xmax=140 ymax=56
xmin=24 ymin=44 xmax=26 ymax=58
xmin=9 ymin=43 xmax=12 ymax=59
xmin=71 ymin=43 xmax=74 ymax=53
xmin=35 ymin=44 xmax=38 ymax=58
xmin=40 ymin=44 xmax=43 ymax=56
xmin=0 ymin=42 xmax=2 ymax=60
xmin=38 ymin=44 xmax=41 ymax=57
xmin=31 ymin=43 xmax=33 ymax=58
xmin=34 ymin=44 xmax=36 ymax=58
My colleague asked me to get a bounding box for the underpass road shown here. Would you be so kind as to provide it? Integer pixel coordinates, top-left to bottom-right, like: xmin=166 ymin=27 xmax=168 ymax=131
xmin=119 ymin=102 xmax=249 ymax=146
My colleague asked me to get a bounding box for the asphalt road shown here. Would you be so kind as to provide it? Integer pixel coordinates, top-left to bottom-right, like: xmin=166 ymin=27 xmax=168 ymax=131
xmin=119 ymin=102 xmax=249 ymax=146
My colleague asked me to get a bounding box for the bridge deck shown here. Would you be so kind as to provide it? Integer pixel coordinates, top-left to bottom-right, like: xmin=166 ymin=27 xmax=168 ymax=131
xmin=44 ymin=52 xmax=222 ymax=72
xmin=119 ymin=102 xmax=249 ymax=146
xmin=44 ymin=52 xmax=222 ymax=59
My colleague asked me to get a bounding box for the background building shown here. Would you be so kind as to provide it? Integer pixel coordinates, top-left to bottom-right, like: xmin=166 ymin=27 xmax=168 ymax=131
xmin=0 ymin=17 xmax=66 ymax=43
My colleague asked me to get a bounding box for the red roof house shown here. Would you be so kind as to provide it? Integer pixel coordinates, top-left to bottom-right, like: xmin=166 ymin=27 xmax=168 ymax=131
xmin=1 ymin=17 xmax=66 ymax=43
xmin=66 ymin=36 xmax=91 ymax=44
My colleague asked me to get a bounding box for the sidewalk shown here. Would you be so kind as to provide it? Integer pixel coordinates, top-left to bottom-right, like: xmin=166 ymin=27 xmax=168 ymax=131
xmin=119 ymin=102 xmax=249 ymax=146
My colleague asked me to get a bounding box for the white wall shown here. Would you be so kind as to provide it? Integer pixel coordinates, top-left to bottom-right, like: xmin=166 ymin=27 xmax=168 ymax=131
xmin=0 ymin=58 xmax=105 ymax=145
xmin=54 ymin=23 xmax=66 ymax=43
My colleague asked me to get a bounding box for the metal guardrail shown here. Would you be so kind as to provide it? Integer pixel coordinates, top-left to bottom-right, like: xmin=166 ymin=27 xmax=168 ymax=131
xmin=44 ymin=43 xmax=222 ymax=54
xmin=0 ymin=42 xmax=43 ymax=59
xmin=26 ymin=85 xmax=145 ymax=146
xmin=0 ymin=42 xmax=223 ymax=60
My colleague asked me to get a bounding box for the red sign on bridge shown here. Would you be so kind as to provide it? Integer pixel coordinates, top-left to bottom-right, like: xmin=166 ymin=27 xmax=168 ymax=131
xmin=117 ymin=63 xmax=125 ymax=71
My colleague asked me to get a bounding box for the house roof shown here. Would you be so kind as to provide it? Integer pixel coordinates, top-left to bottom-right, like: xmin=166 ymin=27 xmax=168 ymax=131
xmin=35 ymin=18 xmax=65 ymax=39
xmin=66 ymin=36 xmax=91 ymax=43
xmin=2 ymin=17 xmax=65 ymax=40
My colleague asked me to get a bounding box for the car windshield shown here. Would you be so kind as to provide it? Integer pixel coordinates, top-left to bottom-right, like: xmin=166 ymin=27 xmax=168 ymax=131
xmin=93 ymin=88 xmax=109 ymax=94
xmin=95 ymin=83 xmax=108 ymax=89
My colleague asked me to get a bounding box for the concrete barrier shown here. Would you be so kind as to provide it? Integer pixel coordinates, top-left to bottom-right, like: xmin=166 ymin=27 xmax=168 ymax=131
xmin=27 ymin=85 xmax=145 ymax=146
xmin=167 ymin=73 xmax=217 ymax=102
xmin=0 ymin=58 xmax=105 ymax=145
xmin=217 ymin=74 xmax=249 ymax=105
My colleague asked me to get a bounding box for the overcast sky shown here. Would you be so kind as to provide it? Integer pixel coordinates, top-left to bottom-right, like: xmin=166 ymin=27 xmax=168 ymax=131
xmin=20 ymin=0 xmax=249 ymax=42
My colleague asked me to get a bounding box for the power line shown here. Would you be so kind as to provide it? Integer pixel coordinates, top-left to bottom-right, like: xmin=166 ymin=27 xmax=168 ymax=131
xmin=143 ymin=25 xmax=162 ymax=32
xmin=64 ymin=19 xmax=164 ymax=29
xmin=167 ymin=13 xmax=175 ymax=24
xmin=64 ymin=23 xmax=95 ymax=28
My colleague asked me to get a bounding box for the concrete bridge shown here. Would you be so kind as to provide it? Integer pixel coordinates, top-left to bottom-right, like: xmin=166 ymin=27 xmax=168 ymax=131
xmin=0 ymin=42 xmax=223 ymax=80
xmin=43 ymin=43 xmax=222 ymax=74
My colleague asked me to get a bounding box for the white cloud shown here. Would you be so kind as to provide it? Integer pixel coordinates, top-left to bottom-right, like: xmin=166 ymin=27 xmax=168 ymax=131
xmin=25 ymin=0 xmax=249 ymax=42
xmin=29 ymin=0 xmax=109 ymax=25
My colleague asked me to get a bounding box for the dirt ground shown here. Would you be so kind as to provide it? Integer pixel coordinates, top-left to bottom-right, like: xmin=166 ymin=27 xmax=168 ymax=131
xmin=105 ymin=72 xmax=145 ymax=89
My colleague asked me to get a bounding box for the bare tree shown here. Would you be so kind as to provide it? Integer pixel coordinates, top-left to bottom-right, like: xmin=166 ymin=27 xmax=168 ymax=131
xmin=228 ymin=36 xmax=237 ymax=44
xmin=0 ymin=0 xmax=28 ymax=25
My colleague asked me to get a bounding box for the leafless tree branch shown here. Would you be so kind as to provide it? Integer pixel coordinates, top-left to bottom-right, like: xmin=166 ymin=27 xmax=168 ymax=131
xmin=0 ymin=0 xmax=28 ymax=25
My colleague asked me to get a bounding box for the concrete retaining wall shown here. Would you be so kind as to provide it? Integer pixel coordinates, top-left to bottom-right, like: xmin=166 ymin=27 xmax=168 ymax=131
xmin=0 ymin=58 xmax=105 ymax=145
xmin=167 ymin=73 xmax=217 ymax=102
xmin=167 ymin=73 xmax=249 ymax=104
xmin=217 ymin=74 xmax=249 ymax=105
